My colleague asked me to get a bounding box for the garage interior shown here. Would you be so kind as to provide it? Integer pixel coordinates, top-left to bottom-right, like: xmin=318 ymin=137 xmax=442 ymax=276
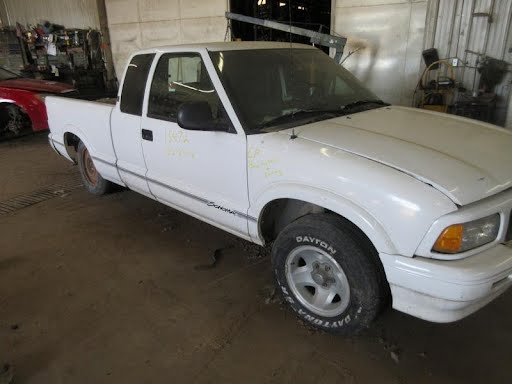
xmin=1 ymin=0 xmax=512 ymax=383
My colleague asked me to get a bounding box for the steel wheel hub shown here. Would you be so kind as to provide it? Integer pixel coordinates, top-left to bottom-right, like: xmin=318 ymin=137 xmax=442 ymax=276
xmin=82 ymin=148 xmax=98 ymax=186
xmin=285 ymin=245 xmax=350 ymax=317
xmin=311 ymin=262 xmax=336 ymax=288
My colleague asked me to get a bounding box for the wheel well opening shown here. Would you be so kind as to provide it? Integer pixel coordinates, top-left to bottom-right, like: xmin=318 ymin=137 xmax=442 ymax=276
xmin=0 ymin=103 xmax=13 ymax=127
xmin=259 ymin=199 xmax=326 ymax=244
xmin=63 ymin=132 xmax=80 ymax=163
xmin=259 ymin=198 xmax=380 ymax=254
xmin=260 ymin=199 xmax=391 ymax=311
xmin=0 ymin=103 xmax=32 ymax=135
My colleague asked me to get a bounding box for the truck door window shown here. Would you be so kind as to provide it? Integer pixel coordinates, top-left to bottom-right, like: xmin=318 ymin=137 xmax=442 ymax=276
xmin=148 ymin=53 xmax=229 ymax=128
xmin=120 ymin=54 xmax=155 ymax=116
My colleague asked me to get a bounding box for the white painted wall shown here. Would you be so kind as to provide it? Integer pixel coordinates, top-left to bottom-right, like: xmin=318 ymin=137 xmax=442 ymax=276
xmin=333 ymin=0 xmax=428 ymax=106
xmin=106 ymin=0 xmax=229 ymax=77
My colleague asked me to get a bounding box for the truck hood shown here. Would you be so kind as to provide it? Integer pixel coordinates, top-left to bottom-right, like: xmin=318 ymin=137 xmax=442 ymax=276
xmin=288 ymin=106 xmax=512 ymax=205
xmin=0 ymin=78 xmax=75 ymax=94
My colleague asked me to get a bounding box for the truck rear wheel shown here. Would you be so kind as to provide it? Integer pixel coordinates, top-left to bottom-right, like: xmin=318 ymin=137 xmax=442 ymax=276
xmin=77 ymin=141 xmax=112 ymax=195
xmin=271 ymin=213 xmax=386 ymax=334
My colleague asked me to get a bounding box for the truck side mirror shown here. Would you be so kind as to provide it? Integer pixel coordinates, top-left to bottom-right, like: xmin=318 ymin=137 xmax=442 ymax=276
xmin=177 ymin=101 xmax=220 ymax=131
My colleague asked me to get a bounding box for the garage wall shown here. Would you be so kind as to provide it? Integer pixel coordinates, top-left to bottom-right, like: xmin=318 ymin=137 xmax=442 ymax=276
xmin=507 ymin=19 xmax=512 ymax=129
xmin=333 ymin=0 xmax=512 ymax=128
xmin=106 ymin=0 xmax=229 ymax=77
xmin=424 ymin=0 xmax=512 ymax=127
xmin=333 ymin=0 xmax=428 ymax=106
xmin=0 ymin=0 xmax=100 ymax=29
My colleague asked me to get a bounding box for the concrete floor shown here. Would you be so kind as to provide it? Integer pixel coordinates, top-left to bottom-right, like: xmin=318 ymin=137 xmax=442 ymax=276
xmin=1 ymin=134 xmax=512 ymax=384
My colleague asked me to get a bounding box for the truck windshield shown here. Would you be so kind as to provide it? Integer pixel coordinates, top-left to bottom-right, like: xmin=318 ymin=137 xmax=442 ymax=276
xmin=209 ymin=48 xmax=384 ymax=134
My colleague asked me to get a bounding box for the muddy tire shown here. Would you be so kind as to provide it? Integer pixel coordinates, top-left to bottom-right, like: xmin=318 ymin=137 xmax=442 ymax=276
xmin=271 ymin=213 xmax=387 ymax=334
xmin=77 ymin=141 xmax=112 ymax=195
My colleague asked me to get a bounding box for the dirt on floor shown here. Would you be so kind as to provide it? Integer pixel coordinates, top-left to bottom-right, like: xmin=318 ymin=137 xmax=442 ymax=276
xmin=1 ymin=134 xmax=511 ymax=384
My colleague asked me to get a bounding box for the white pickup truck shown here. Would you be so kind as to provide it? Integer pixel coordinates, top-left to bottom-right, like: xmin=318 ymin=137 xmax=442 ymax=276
xmin=47 ymin=42 xmax=512 ymax=333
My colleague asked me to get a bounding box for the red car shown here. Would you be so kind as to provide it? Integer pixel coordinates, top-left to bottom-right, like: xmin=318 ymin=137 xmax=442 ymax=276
xmin=0 ymin=66 xmax=76 ymax=138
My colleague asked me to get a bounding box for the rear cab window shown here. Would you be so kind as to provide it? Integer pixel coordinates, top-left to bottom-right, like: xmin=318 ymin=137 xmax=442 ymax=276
xmin=120 ymin=53 xmax=155 ymax=116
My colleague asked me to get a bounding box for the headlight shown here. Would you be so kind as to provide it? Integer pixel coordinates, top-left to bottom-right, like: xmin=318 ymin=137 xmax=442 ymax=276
xmin=432 ymin=214 xmax=500 ymax=254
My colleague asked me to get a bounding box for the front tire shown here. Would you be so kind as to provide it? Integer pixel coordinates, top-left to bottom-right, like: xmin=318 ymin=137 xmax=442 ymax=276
xmin=77 ymin=141 xmax=112 ymax=195
xmin=272 ymin=213 xmax=387 ymax=334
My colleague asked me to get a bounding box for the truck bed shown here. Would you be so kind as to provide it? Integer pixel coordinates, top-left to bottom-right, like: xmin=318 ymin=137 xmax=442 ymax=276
xmin=93 ymin=97 xmax=117 ymax=105
xmin=46 ymin=96 xmax=119 ymax=182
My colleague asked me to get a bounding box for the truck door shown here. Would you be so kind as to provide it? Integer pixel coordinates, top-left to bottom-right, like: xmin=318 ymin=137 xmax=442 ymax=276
xmin=140 ymin=51 xmax=250 ymax=237
xmin=111 ymin=53 xmax=155 ymax=197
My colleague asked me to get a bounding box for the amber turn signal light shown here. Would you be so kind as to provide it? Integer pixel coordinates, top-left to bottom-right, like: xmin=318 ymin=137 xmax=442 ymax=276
xmin=432 ymin=224 xmax=464 ymax=254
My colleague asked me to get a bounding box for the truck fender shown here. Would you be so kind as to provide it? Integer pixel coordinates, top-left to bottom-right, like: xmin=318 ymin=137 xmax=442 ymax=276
xmin=249 ymin=183 xmax=398 ymax=255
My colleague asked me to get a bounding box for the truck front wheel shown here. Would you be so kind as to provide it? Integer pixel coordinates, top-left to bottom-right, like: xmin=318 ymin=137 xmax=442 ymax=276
xmin=271 ymin=213 xmax=387 ymax=334
xmin=77 ymin=141 xmax=112 ymax=195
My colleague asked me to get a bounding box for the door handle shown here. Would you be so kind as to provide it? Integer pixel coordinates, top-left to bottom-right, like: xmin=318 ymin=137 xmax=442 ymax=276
xmin=142 ymin=129 xmax=153 ymax=141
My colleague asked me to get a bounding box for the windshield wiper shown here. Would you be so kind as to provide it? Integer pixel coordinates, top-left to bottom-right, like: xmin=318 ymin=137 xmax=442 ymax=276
xmin=257 ymin=101 xmax=388 ymax=131
xmin=257 ymin=109 xmax=343 ymax=130
xmin=341 ymin=99 xmax=388 ymax=111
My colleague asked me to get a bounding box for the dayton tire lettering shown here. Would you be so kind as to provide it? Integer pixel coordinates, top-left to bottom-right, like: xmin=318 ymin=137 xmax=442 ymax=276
xmin=296 ymin=235 xmax=337 ymax=254
xmin=296 ymin=308 xmax=352 ymax=328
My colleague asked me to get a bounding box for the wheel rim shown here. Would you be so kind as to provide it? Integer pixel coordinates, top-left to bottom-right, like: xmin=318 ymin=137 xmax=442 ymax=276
xmin=82 ymin=147 xmax=98 ymax=186
xmin=285 ymin=245 xmax=350 ymax=317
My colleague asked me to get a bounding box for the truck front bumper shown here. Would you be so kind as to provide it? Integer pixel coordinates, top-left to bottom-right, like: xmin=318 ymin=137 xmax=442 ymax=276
xmin=380 ymin=243 xmax=512 ymax=322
